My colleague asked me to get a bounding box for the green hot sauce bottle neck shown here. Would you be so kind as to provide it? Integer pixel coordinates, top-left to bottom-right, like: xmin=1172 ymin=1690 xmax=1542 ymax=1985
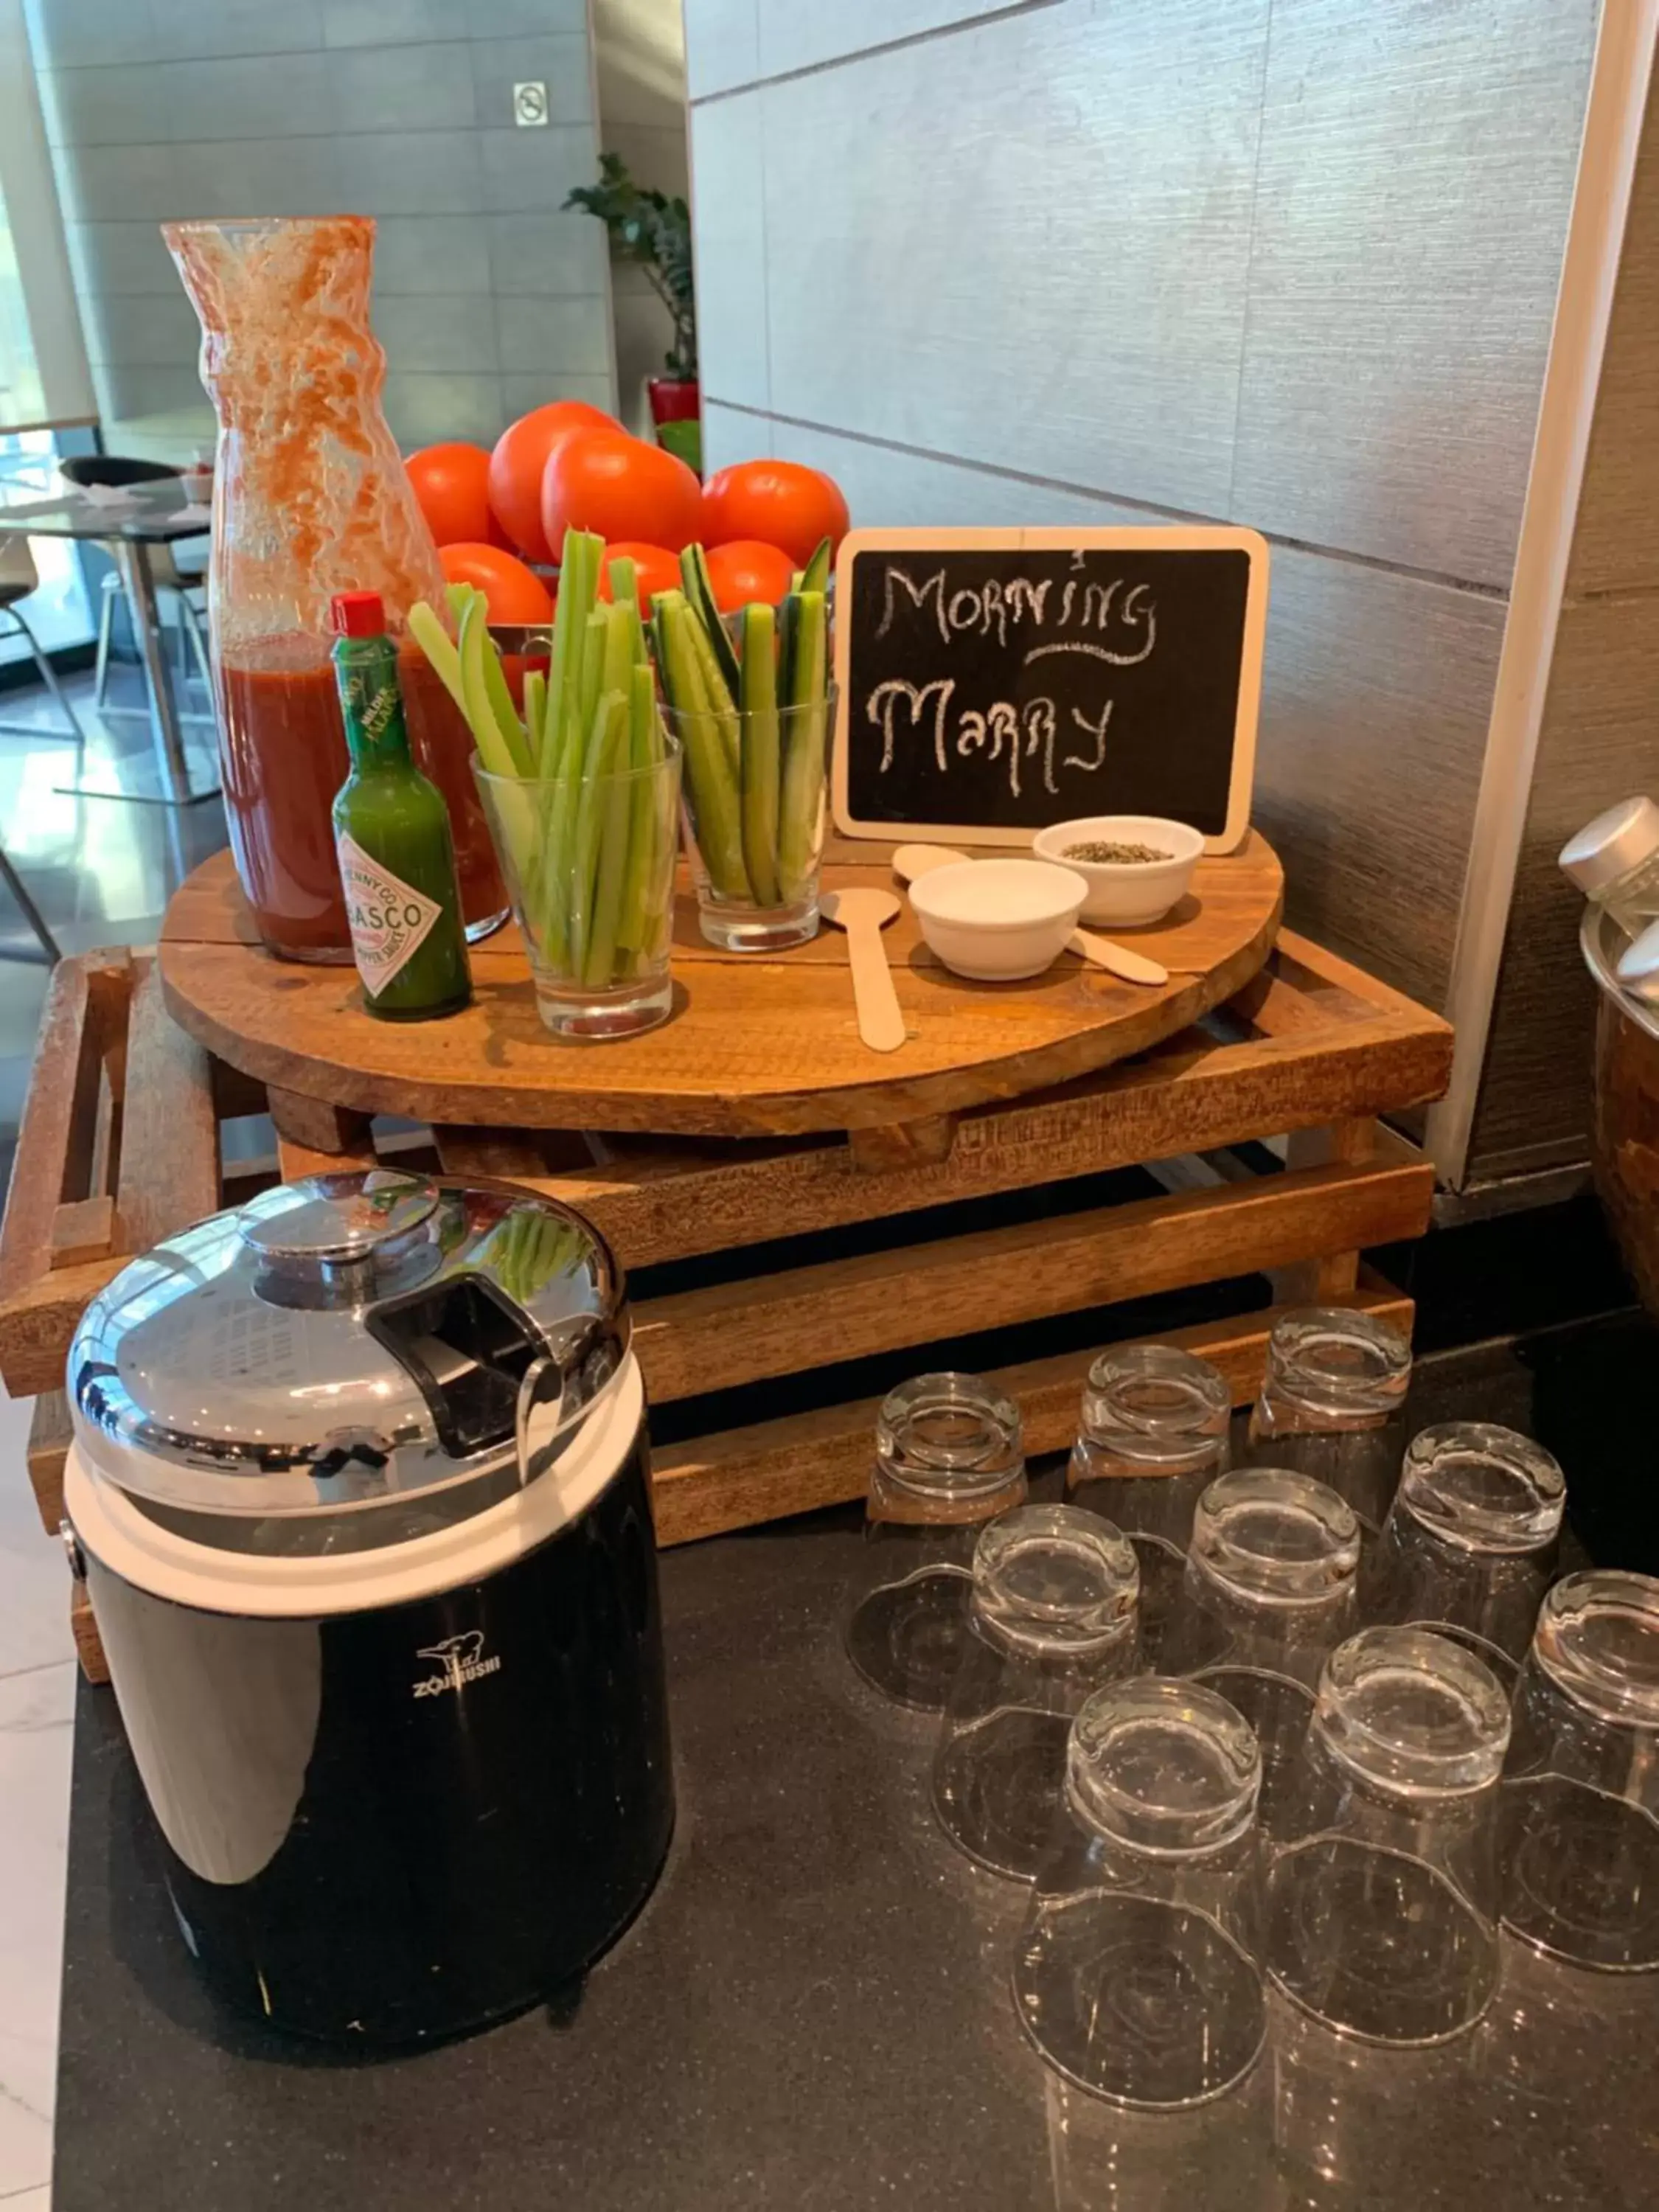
xmin=329 ymin=590 xmax=471 ymax=1022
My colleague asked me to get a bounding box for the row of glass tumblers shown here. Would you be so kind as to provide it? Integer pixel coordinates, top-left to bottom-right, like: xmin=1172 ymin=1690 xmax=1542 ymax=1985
xmin=840 ymin=1316 xmax=1659 ymax=2112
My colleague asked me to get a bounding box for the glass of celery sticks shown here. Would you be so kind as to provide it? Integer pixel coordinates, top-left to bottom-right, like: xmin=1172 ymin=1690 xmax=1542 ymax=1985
xmin=654 ymin=543 xmax=835 ymax=952
xmin=412 ymin=535 xmax=682 ymax=1040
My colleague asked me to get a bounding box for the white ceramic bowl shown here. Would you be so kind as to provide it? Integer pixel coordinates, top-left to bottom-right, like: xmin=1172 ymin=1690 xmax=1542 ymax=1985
xmin=1032 ymin=815 xmax=1205 ymax=927
xmin=908 ymin=858 xmax=1085 ymax=981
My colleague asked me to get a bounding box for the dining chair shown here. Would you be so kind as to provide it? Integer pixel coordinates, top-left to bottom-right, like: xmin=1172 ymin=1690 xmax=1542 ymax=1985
xmin=0 ymin=536 xmax=67 ymax=961
xmin=58 ymin=456 xmax=213 ymax=720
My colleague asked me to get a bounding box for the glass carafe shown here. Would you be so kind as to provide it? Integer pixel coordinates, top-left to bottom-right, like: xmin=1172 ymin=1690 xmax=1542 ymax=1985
xmin=165 ymin=215 xmax=504 ymax=959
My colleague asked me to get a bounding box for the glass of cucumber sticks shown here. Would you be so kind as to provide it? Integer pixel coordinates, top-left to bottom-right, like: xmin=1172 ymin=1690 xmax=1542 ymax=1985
xmin=413 ymin=533 xmax=681 ymax=1040
xmin=653 ymin=543 xmax=835 ymax=952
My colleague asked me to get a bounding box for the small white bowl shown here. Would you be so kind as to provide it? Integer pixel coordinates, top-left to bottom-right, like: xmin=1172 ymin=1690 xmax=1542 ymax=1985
xmin=908 ymin=858 xmax=1085 ymax=981
xmin=1032 ymin=815 xmax=1204 ymax=927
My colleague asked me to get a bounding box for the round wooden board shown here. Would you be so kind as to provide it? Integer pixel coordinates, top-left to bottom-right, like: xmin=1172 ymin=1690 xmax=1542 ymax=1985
xmin=159 ymin=834 xmax=1284 ymax=1137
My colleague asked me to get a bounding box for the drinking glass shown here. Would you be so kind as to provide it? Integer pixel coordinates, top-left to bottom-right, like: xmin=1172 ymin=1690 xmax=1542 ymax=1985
xmin=933 ymin=1506 xmax=1139 ymax=1879
xmin=474 ymin=744 xmax=682 ymax=1040
xmin=1264 ymin=1626 xmax=1511 ymax=2044
xmin=1161 ymin=1469 xmax=1361 ymax=1836
xmin=1500 ymin=1568 xmax=1659 ymax=1969
xmin=1065 ymin=1343 xmax=1230 ymax=1666
xmin=1363 ymin=1422 xmax=1565 ymax=1674
xmin=1013 ymin=1677 xmax=1267 ymax=2106
xmin=1248 ymin=1308 xmax=1412 ymax=1536
xmin=664 ymin=688 xmax=835 ymax=952
xmin=844 ymin=1373 xmax=1027 ymax=1710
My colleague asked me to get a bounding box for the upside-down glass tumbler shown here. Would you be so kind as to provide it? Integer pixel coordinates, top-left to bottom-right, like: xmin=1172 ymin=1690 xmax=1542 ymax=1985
xmin=1265 ymin=1626 xmax=1511 ymax=2044
xmin=1161 ymin=1469 xmax=1361 ymax=1837
xmin=933 ymin=1506 xmax=1139 ymax=1880
xmin=1248 ymin=1308 xmax=1412 ymax=1537
xmin=844 ymin=1373 xmax=1027 ymax=1710
xmin=1065 ymin=1343 xmax=1231 ymax=1666
xmin=1013 ymin=1677 xmax=1267 ymax=2107
xmin=1501 ymin=1568 xmax=1659 ymax=1970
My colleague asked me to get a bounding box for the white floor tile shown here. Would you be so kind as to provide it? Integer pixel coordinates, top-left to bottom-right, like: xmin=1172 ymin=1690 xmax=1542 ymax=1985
xmin=0 ymin=1396 xmax=72 ymax=1681
xmin=0 ymin=1661 xmax=73 ymax=2203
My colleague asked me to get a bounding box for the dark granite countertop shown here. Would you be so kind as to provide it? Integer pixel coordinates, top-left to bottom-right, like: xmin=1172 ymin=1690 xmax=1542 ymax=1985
xmin=53 ymin=1500 xmax=1659 ymax=2211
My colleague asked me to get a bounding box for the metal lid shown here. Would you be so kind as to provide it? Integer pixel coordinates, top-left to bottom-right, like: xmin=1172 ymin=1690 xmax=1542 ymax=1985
xmin=67 ymin=1169 xmax=630 ymax=1528
xmin=1615 ymin=916 xmax=1659 ymax=999
xmin=1559 ymin=796 xmax=1659 ymax=897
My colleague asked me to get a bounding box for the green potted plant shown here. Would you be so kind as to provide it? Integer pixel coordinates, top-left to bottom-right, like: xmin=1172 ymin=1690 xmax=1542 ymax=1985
xmin=565 ymin=153 xmax=700 ymax=472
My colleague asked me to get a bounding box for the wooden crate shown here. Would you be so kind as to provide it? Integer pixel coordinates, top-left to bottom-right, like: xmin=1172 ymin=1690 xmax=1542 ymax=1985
xmin=1 ymin=933 xmax=1450 ymax=1674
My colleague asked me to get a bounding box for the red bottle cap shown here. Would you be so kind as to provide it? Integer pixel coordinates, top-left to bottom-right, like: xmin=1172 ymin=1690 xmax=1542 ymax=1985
xmin=330 ymin=590 xmax=385 ymax=639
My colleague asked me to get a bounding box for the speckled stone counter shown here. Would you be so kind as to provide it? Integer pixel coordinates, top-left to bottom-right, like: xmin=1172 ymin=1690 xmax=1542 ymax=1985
xmin=51 ymin=1506 xmax=1659 ymax=2211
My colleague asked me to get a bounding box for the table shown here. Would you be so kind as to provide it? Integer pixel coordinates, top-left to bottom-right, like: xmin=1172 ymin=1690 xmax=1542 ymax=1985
xmin=0 ymin=478 xmax=218 ymax=807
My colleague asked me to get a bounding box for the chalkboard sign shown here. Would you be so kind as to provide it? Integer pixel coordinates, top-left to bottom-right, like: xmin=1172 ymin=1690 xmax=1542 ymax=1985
xmin=831 ymin=527 xmax=1268 ymax=852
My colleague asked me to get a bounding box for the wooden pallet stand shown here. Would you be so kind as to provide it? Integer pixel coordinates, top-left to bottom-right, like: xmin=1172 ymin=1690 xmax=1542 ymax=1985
xmin=1 ymin=933 xmax=1450 ymax=1678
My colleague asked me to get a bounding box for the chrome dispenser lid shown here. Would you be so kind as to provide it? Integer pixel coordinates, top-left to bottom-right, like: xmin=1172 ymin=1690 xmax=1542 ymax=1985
xmin=67 ymin=1169 xmax=630 ymax=1523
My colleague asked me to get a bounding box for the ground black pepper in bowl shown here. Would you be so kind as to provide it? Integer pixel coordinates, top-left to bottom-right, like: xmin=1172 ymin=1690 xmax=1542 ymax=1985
xmin=1062 ymin=839 xmax=1172 ymax=866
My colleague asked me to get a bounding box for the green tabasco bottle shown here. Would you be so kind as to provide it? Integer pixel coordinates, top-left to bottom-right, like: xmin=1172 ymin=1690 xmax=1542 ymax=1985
xmin=330 ymin=590 xmax=471 ymax=1020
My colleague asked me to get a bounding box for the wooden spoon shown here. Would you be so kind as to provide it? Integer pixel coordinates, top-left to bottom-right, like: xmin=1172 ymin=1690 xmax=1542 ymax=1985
xmin=820 ymin=888 xmax=906 ymax=1052
xmin=892 ymin=844 xmax=1167 ymax=987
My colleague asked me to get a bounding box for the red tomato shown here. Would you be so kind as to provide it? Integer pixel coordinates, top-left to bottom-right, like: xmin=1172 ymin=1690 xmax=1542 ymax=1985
xmin=438 ymin=541 xmax=555 ymax=626
xmin=700 ymin=460 xmax=849 ymax=567
xmin=702 ymin=539 xmax=797 ymax=612
xmin=597 ymin=540 xmax=681 ymax=605
xmin=487 ymin=400 xmax=615 ymax=563
xmin=406 ymin=443 xmax=507 ymax=549
xmin=542 ymin=431 xmax=703 ymax=557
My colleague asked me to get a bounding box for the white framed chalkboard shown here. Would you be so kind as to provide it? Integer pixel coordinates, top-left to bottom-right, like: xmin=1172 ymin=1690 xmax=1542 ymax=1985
xmin=830 ymin=526 xmax=1269 ymax=852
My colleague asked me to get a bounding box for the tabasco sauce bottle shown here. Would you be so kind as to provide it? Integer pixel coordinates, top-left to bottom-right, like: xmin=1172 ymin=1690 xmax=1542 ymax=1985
xmin=329 ymin=590 xmax=471 ymax=1020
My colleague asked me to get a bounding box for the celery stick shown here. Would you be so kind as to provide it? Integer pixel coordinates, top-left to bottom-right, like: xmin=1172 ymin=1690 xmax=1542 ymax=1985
xmin=539 ymin=532 xmax=587 ymax=773
xmin=523 ymin=668 xmax=546 ymax=758
xmin=408 ymin=599 xmax=467 ymax=718
xmin=568 ymin=692 xmax=626 ymax=978
xmin=600 ymin=598 xmax=633 ymax=703
xmin=557 ymin=530 xmax=601 ymax=751
xmin=618 ymin=662 xmax=661 ymax=954
xmin=577 ymin=607 xmax=608 ymax=758
xmin=680 ymin=543 xmax=741 ymax=697
xmin=777 ymin=589 xmax=827 ymax=900
xmin=459 ymin=594 xmax=526 ymax=782
xmin=445 ymin=582 xmax=473 ymax=625
xmin=738 ymin=602 xmax=781 ymax=907
xmin=584 ymin=700 xmax=636 ymax=989
xmin=799 ymin=536 xmax=832 ymax=596
xmin=660 ymin=597 xmax=749 ymax=901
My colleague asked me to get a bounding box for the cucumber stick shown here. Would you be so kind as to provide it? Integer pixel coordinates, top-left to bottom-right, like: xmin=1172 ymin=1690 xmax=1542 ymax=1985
xmin=659 ymin=595 xmax=749 ymax=901
xmin=799 ymin=536 xmax=832 ymax=597
xmin=738 ymin=604 xmax=781 ymax=907
xmin=680 ymin=543 xmax=741 ymax=698
xmin=777 ymin=589 xmax=827 ymax=900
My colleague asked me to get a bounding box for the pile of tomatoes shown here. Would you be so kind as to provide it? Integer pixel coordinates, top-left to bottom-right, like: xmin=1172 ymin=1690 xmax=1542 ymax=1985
xmin=405 ymin=400 xmax=849 ymax=626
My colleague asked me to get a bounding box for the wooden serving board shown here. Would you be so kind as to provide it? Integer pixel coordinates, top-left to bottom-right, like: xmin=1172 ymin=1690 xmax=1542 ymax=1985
xmin=158 ymin=832 xmax=1284 ymax=1138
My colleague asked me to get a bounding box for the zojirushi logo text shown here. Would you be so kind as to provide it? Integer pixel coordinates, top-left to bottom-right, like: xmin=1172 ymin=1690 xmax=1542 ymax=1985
xmin=412 ymin=1630 xmax=503 ymax=1699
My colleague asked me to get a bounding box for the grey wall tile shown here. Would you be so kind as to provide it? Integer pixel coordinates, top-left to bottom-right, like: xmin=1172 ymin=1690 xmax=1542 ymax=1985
xmin=495 ymin=291 xmax=611 ymax=376
xmin=485 ymin=211 xmax=608 ymax=296
xmin=95 ymin=360 xmax=207 ymax=419
xmin=479 ymin=122 xmax=596 ymax=212
xmin=756 ymin=0 xmax=1267 ymax=518
xmin=52 ymin=141 xmax=180 ymax=224
xmin=470 ymin=35 xmax=594 ymax=129
xmin=148 ymin=0 xmax=323 ymax=60
xmin=1231 ymin=0 xmax=1600 ymax=588
xmin=1256 ymin=548 xmax=1502 ymax=1013
xmin=689 ymin=91 xmax=766 ymax=411
xmin=323 ymin=0 xmax=459 ymax=46
xmin=703 ymin=399 xmax=769 ymax=474
xmin=173 ymin=136 xmax=343 ymax=216
xmin=164 ymin=55 xmax=333 ymax=142
xmin=765 ymin=418 xmax=1153 ymax=531
xmin=23 ymin=0 xmax=158 ymax=70
xmin=79 ymin=287 xmax=199 ymax=367
xmin=372 ymin=215 xmax=493 ymax=296
xmin=66 ymin=221 xmax=181 ymax=299
xmin=501 ymin=368 xmax=616 ymax=420
xmin=327 ymin=43 xmax=478 ymax=134
xmin=465 ymin=0 xmax=589 ymax=37
xmin=683 ymin=0 xmax=758 ymax=101
xmin=381 ymin=369 xmax=506 ymax=448
xmin=35 ymin=63 xmax=175 ymax=147
xmin=375 ymin=293 xmax=500 ymax=375
xmin=333 ymin=132 xmax=482 ymax=217
xmin=757 ymin=0 xmax=1044 ymax=83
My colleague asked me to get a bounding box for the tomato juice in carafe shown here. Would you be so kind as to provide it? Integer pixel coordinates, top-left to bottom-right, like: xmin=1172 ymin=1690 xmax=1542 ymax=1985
xmin=165 ymin=214 xmax=504 ymax=961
